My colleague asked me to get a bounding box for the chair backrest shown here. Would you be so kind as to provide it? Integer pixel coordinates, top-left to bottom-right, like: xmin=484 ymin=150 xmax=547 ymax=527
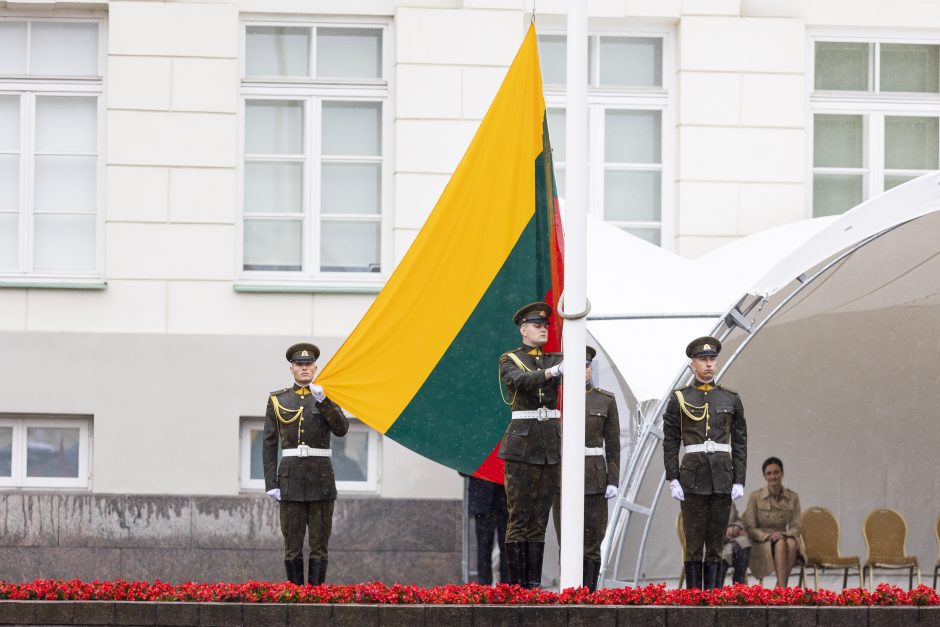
xmin=935 ymin=513 xmax=940 ymax=561
xmin=801 ymin=506 xmax=842 ymax=563
xmin=863 ymin=508 xmax=908 ymax=560
xmin=676 ymin=512 xmax=686 ymax=561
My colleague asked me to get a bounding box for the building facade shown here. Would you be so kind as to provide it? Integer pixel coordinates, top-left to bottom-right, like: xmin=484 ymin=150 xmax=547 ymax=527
xmin=1 ymin=0 xmax=939 ymax=583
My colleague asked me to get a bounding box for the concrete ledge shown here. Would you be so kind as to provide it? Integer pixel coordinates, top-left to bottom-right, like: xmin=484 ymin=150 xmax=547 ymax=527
xmin=0 ymin=601 xmax=934 ymax=625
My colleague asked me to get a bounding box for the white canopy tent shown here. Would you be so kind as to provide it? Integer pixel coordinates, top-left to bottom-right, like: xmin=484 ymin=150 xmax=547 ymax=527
xmin=600 ymin=172 xmax=940 ymax=589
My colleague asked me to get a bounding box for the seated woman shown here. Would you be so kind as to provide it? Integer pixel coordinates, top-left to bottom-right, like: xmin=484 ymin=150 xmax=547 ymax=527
xmin=742 ymin=457 xmax=803 ymax=587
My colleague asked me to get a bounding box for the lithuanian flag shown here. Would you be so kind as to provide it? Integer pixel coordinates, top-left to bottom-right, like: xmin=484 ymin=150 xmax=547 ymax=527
xmin=316 ymin=24 xmax=563 ymax=482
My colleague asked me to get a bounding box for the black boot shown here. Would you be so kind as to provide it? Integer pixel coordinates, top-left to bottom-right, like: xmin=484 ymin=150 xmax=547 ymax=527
xmin=704 ymin=561 xmax=722 ymax=590
xmin=505 ymin=542 xmax=526 ymax=586
xmin=733 ymin=548 xmax=751 ymax=585
xmin=684 ymin=561 xmax=703 ymax=589
xmin=308 ymin=559 xmax=328 ymax=585
xmin=583 ymin=559 xmax=601 ymax=592
xmin=718 ymin=560 xmax=730 ymax=587
xmin=285 ymin=558 xmax=304 ymax=586
xmin=524 ymin=542 xmax=545 ymax=589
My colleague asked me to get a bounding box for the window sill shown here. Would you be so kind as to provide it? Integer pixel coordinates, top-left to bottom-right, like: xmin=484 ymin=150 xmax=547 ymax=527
xmin=234 ymin=280 xmax=383 ymax=295
xmin=0 ymin=278 xmax=107 ymax=290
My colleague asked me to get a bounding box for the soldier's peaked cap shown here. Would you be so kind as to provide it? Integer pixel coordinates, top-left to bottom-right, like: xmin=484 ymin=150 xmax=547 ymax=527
xmin=513 ymin=302 xmax=552 ymax=326
xmin=686 ymin=336 xmax=721 ymax=358
xmin=286 ymin=342 xmax=320 ymax=363
xmin=586 ymin=346 xmax=597 ymax=362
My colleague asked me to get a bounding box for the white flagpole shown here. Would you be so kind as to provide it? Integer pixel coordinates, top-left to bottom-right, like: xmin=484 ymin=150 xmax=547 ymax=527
xmin=559 ymin=0 xmax=588 ymax=590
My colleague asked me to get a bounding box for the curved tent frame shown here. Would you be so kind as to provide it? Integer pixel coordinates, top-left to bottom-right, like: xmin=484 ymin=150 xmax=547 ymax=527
xmin=598 ymin=172 xmax=940 ymax=588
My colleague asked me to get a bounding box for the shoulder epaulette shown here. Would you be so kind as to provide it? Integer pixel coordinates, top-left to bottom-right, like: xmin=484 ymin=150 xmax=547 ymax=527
xmin=595 ymin=388 xmax=616 ymax=399
xmin=269 ymin=387 xmax=291 ymax=397
xmin=717 ymin=384 xmax=738 ymax=395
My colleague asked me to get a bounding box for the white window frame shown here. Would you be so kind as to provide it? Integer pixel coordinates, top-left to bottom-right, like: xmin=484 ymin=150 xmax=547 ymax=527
xmin=0 ymin=414 xmax=92 ymax=489
xmin=807 ymin=30 xmax=940 ymax=217
xmin=239 ymin=416 xmax=380 ymax=494
xmin=0 ymin=15 xmax=106 ymax=288
xmin=540 ymin=24 xmax=675 ymax=249
xmin=236 ymin=17 xmax=393 ymax=293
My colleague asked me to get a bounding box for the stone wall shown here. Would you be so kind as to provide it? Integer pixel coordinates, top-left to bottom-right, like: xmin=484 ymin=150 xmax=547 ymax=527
xmin=0 ymin=494 xmax=462 ymax=585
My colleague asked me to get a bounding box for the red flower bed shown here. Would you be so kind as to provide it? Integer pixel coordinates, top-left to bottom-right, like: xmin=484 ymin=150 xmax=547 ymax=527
xmin=0 ymin=580 xmax=936 ymax=606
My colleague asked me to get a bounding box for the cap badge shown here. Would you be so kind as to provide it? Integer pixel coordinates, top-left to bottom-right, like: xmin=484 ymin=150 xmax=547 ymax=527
xmin=301 ymin=350 xmax=309 ymax=357
xmin=703 ymin=344 xmax=711 ymax=351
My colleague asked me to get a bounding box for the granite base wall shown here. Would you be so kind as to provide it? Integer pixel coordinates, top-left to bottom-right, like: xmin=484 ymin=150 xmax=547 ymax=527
xmin=0 ymin=602 xmax=937 ymax=626
xmin=0 ymin=494 xmax=462 ymax=585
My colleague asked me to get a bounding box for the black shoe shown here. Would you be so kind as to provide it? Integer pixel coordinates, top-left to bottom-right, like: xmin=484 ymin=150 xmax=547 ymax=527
xmin=733 ymin=548 xmax=751 ymax=584
xmin=505 ymin=542 xmax=526 ymax=586
xmin=524 ymin=542 xmax=545 ymax=589
xmin=583 ymin=559 xmax=601 ymax=592
xmin=704 ymin=561 xmax=722 ymax=590
xmin=684 ymin=561 xmax=704 ymax=589
xmin=285 ymin=558 xmax=305 ymax=586
xmin=308 ymin=559 xmax=328 ymax=585
xmin=719 ymin=560 xmax=730 ymax=587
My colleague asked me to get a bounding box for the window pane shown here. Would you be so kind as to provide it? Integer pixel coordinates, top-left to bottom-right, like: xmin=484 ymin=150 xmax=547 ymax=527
xmin=815 ymin=42 xmax=870 ymax=91
xmin=546 ymin=108 xmax=566 ymax=162
xmin=332 ymin=429 xmax=368 ymax=482
xmin=0 ymin=22 xmax=27 ymax=74
xmin=322 ymin=102 xmax=381 ymax=156
xmin=320 ymin=220 xmax=380 ymax=272
xmin=249 ymin=428 xmax=264 ymax=481
xmin=0 ymin=426 xmax=11 ymax=476
xmin=884 ymin=174 xmax=918 ymax=191
xmin=622 ymin=227 xmax=660 ymax=246
xmin=245 ymin=100 xmax=303 ymax=155
xmin=31 ymin=22 xmax=98 ymax=76
xmin=604 ymin=170 xmax=661 ymax=222
xmin=605 ymin=110 xmax=661 ymax=164
xmin=244 ymin=161 xmax=303 ymax=214
xmin=244 ymin=218 xmax=302 ymax=271
xmin=814 ymin=114 xmax=864 ymax=168
xmin=599 ymin=37 xmax=662 ymax=87
xmin=885 ymin=116 xmax=939 ymax=170
xmin=880 ymin=43 xmax=940 ymax=93
xmin=26 ymin=427 xmax=79 ymax=478
xmin=813 ymin=174 xmax=863 ymax=217
xmin=0 ymin=214 xmax=17 ymax=271
xmin=34 ymin=214 xmax=96 ymax=271
xmin=317 ymin=28 xmax=382 ymax=79
xmin=539 ymin=35 xmax=566 ymax=85
xmin=245 ymin=26 xmax=309 ymax=77
xmin=321 ymin=163 xmax=380 ymax=215
xmin=34 ymin=155 xmax=97 ymax=213
xmin=0 ymin=95 xmax=19 ymax=151
xmin=0 ymin=154 xmax=18 ymax=210
xmin=35 ymin=96 xmax=97 ymax=153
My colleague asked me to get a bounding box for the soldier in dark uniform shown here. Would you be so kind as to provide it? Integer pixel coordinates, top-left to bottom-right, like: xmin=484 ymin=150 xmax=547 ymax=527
xmin=263 ymin=343 xmax=349 ymax=586
xmin=497 ymin=301 xmax=564 ymax=588
xmin=662 ymin=336 xmax=747 ymax=590
xmin=552 ymin=345 xmax=621 ymax=591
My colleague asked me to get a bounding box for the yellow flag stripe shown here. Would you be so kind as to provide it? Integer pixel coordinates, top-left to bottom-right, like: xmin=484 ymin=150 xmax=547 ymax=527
xmin=316 ymin=25 xmax=545 ymax=433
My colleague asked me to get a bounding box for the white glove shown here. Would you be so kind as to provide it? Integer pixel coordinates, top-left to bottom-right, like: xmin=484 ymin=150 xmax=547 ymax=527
xmin=266 ymin=488 xmax=281 ymax=501
xmin=669 ymin=479 xmax=684 ymax=502
xmin=309 ymin=384 xmax=326 ymax=402
xmin=549 ymin=362 xmax=565 ymax=377
xmin=731 ymin=483 xmax=744 ymax=500
xmin=605 ymin=485 xmax=618 ymax=499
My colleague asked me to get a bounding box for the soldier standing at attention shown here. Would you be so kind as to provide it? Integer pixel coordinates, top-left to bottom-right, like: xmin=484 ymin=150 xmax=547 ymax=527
xmin=662 ymin=336 xmax=747 ymax=590
xmin=552 ymin=345 xmax=621 ymax=591
xmin=264 ymin=343 xmax=349 ymax=586
xmin=498 ymin=302 xmax=564 ymax=588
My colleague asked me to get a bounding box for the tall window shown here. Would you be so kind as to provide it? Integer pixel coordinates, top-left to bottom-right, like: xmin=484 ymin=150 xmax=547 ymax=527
xmin=811 ymin=38 xmax=940 ymax=217
xmin=539 ymin=33 xmax=669 ymax=246
xmin=0 ymin=414 xmax=91 ymax=489
xmin=240 ymin=417 xmax=380 ymax=493
xmin=240 ymin=23 xmax=389 ymax=287
xmin=0 ymin=19 xmax=103 ymax=280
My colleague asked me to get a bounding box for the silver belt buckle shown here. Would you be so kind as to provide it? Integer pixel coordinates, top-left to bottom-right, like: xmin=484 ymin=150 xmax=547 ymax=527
xmin=536 ymin=407 xmax=549 ymax=422
xmin=703 ymin=440 xmax=715 ymax=453
xmin=298 ymin=444 xmax=309 ymax=458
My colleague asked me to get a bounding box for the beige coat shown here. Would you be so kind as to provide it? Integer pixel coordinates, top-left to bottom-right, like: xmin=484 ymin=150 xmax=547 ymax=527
xmin=742 ymin=486 xmax=804 ymax=579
